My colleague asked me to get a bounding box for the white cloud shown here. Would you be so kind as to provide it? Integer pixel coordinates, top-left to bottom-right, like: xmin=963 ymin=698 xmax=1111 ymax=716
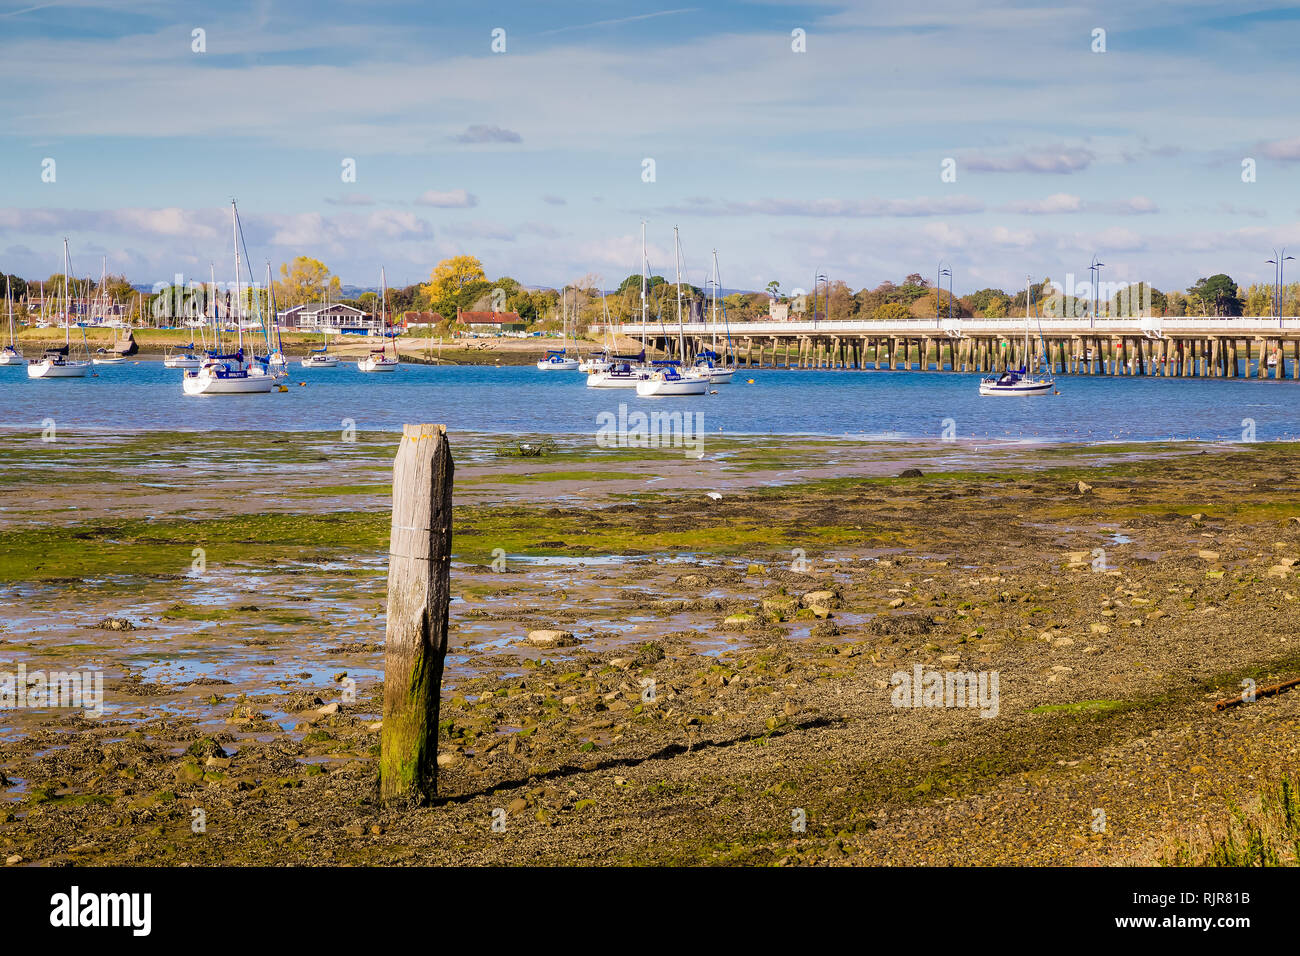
xmin=665 ymin=196 xmax=985 ymax=217
xmin=415 ymin=190 xmax=478 ymax=208
xmin=964 ymin=147 xmax=1096 ymax=175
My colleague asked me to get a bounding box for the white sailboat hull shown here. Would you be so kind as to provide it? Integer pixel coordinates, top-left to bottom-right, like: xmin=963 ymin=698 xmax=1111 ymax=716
xmin=537 ymin=358 xmax=580 ymax=370
xmin=587 ymin=370 xmax=644 ymax=388
xmin=358 ymin=357 xmax=399 ymax=372
xmin=979 ymin=378 xmax=1054 ymax=396
xmin=27 ymin=359 xmax=89 ymax=378
xmin=688 ymin=366 xmax=734 ymax=384
xmin=636 ymin=376 xmax=708 ymax=396
xmin=0 ymin=352 xmax=25 ymax=366
xmin=302 ymin=356 xmax=339 ymax=368
xmin=92 ymin=356 xmax=127 ymax=365
xmin=183 ymin=367 xmax=276 ymax=395
xmin=164 ymin=355 xmax=203 ymax=369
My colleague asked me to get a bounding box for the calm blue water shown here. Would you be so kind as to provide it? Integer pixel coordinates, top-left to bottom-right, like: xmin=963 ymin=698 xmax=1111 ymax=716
xmin=0 ymin=362 xmax=1296 ymax=443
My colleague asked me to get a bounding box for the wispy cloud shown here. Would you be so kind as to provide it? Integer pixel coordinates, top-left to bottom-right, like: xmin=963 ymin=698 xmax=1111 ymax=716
xmin=538 ymin=7 xmax=696 ymax=36
xmin=964 ymin=147 xmax=1096 ymax=174
xmin=414 ymin=189 xmax=478 ymax=208
xmin=453 ymin=124 xmax=522 ymax=144
xmin=1260 ymin=137 xmax=1300 ymax=162
xmin=324 ymin=194 xmax=376 ymax=207
xmin=662 ymin=196 xmax=985 ymax=218
xmin=1002 ymin=194 xmax=1158 ymax=215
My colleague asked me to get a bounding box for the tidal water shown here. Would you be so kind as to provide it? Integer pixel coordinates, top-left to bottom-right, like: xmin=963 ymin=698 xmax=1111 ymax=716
xmin=0 ymin=361 xmax=1296 ymax=443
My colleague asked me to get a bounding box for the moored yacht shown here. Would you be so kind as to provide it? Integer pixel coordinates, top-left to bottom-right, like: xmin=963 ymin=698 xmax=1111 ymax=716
xmin=980 ymin=276 xmax=1056 ymax=397
xmin=636 ymin=226 xmax=708 ymax=397
xmin=28 ymin=241 xmax=92 ymax=379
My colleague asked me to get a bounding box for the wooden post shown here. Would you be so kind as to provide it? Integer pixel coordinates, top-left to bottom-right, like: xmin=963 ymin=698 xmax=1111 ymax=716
xmin=381 ymin=423 xmax=454 ymax=804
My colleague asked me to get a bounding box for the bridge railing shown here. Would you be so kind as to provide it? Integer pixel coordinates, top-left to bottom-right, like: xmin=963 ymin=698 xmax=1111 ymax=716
xmin=609 ymin=317 xmax=1300 ymax=336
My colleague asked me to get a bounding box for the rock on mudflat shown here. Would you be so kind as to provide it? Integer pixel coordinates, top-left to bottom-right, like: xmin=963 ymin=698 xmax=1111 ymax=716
xmin=527 ymin=629 xmax=579 ymax=647
xmin=801 ymin=589 xmax=840 ymax=608
xmin=95 ymin=617 xmax=136 ymax=631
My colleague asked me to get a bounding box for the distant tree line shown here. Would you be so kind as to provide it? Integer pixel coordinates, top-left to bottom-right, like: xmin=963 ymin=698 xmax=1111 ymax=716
xmin=4 ymin=256 xmax=1294 ymax=328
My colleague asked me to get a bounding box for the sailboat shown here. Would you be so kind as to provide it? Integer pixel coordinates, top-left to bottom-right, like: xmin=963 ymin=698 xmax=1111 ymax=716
xmin=302 ymin=325 xmax=339 ymax=368
xmin=28 ymin=240 xmax=92 ymax=379
xmin=90 ymin=259 xmax=126 ymax=364
xmin=579 ymin=287 xmax=615 ymax=372
xmin=0 ymin=276 xmax=24 ymax=366
xmin=686 ymin=249 xmax=735 ymax=384
xmin=264 ymin=262 xmax=289 ymax=371
xmin=182 ymin=200 xmax=275 ymax=395
xmin=358 ymin=267 xmax=399 ymax=372
xmin=979 ymin=276 xmax=1056 ymax=396
xmin=588 ymin=221 xmax=652 ymax=389
xmin=169 ymin=269 xmax=215 ymax=367
xmin=537 ymin=286 xmax=580 ymax=369
xmin=636 ymin=226 xmax=708 ymax=397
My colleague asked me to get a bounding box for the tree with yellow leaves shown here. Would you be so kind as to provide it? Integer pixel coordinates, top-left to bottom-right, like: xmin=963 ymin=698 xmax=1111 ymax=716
xmin=420 ymin=255 xmax=488 ymax=316
xmin=276 ymin=256 xmax=341 ymax=307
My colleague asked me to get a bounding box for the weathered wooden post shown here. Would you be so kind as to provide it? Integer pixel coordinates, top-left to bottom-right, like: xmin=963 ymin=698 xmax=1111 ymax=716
xmin=380 ymin=423 xmax=454 ymax=804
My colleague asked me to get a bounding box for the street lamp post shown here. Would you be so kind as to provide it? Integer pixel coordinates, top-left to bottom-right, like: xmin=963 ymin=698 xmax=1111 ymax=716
xmin=1089 ymin=255 xmax=1104 ymax=329
xmin=1266 ymin=249 xmax=1294 ymax=330
xmin=939 ymin=267 xmax=951 ymax=327
xmin=813 ymin=272 xmax=827 ymax=327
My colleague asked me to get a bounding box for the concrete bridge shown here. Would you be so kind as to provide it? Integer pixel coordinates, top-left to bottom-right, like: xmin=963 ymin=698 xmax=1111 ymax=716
xmin=615 ymin=316 xmax=1300 ymax=379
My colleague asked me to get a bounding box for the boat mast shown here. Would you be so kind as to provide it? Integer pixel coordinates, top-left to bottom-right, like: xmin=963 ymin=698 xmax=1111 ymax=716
xmin=381 ymin=266 xmax=389 ymax=357
xmin=209 ymin=262 xmax=218 ymax=352
xmin=268 ymin=261 xmax=283 ymax=356
xmin=63 ymin=238 xmax=70 ymax=347
xmin=673 ymin=225 xmax=685 ymax=361
xmin=640 ymin=220 xmax=648 ymax=352
xmin=232 ymin=200 xmax=243 ymax=357
xmin=5 ymin=275 xmax=12 ymax=347
xmin=711 ymin=249 xmax=719 ymax=353
xmin=1025 ymin=275 xmax=1032 ymax=372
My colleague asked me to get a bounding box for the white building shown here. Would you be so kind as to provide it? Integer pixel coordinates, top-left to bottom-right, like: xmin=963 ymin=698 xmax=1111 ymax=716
xmin=277 ymin=302 xmax=382 ymax=333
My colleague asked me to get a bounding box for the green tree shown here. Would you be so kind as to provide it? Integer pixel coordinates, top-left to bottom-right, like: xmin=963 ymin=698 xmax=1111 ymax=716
xmin=1187 ymin=274 xmax=1242 ymax=316
xmin=966 ymin=288 xmax=1010 ymax=314
xmin=982 ymin=295 xmax=1010 ymax=318
xmin=1107 ymin=282 xmax=1166 ymax=317
xmin=873 ymin=302 xmax=911 ymax=321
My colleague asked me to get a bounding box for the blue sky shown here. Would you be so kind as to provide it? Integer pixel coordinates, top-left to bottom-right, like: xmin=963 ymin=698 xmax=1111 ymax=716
xmin=3 ymin=0 xmax=1300 ymax=295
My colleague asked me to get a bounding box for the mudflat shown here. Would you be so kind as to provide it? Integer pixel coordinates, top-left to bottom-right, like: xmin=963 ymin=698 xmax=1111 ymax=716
xmin=2 ymin=430 xmax=1298 ymax=865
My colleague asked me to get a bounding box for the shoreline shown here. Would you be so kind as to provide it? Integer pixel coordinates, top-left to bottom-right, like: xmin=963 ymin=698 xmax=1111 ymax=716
xmin=3 ymin=432 xmax=1299 ymax=865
